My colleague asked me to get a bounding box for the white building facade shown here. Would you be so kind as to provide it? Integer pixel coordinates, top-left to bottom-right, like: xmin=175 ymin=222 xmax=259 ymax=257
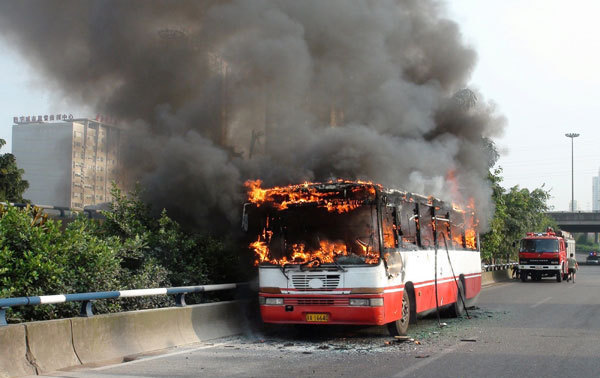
xmin=12 ymin=118 xmax=121 ymax=209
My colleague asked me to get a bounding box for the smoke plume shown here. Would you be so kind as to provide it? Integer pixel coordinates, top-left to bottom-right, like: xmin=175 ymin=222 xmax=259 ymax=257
xmin=0 ymin=0 xmax=505 ymax=232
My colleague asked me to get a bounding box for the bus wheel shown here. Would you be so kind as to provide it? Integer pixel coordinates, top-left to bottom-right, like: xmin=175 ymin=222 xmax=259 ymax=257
xmin=448 ymin=281 xmax=465 ymax=318
xmin=556 ymin=272 xmax=562 ymax=282
xmin=520 ymin=272 xmax=528 ymax=282
xmin=387 ymin=291 xmax=410 ymax=336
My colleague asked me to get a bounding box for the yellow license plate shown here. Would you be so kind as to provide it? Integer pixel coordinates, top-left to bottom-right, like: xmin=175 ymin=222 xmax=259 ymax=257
xmin=306 ymin=313 xmax=329 ymax=322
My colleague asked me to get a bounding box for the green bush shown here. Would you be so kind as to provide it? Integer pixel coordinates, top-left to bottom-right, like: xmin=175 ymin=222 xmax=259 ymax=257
xmin=0 ymin=206 xmax=124 ymax=321
xmin=0 ymin=184 xmax=253 ymax=322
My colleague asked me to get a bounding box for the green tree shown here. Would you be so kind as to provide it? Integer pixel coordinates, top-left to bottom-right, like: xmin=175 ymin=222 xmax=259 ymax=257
xmin=480 ymin=168 xmax=557 ymax=263
xmin=0 ymin=205 xmax=123 ymax=321
xmin=0 ymin=139 xmax=29 ymax=202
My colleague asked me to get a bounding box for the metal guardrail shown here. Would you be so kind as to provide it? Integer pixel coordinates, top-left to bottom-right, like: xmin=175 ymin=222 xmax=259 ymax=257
xmin=0 ymin=283 xmax=246 ymax=326
xmin=482 ymin=262 xmax=518 ymax=272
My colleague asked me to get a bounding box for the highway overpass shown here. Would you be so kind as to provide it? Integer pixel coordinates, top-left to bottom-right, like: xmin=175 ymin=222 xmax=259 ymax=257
xmin=546 ymin=211 xmax=600 ymax=235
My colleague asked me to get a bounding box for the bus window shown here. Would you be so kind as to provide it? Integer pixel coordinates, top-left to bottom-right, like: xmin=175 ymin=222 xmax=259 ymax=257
xmin=418 ymin=204 xmax=434 ymax=249
xmin=397 ymin=201 xmax=418 ymax=250
xmin=436 ymin=211 xmax=451 ymax=249
xmin=382 ymin=205 xmax=398 ymax=249
xmin=465 ymin=212 xmax=478 ymax=250
xmin=450 ymin=210 xmax=466 ymax=249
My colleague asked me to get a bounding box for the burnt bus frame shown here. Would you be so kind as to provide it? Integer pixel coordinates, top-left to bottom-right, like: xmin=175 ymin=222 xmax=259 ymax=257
xmin=246 ymin=183 xmax=478 ymax=272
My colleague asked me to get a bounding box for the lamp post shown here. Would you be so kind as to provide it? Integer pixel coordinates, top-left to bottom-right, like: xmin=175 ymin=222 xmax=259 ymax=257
xmin=565 ymin=133 xmax=580 ymax=211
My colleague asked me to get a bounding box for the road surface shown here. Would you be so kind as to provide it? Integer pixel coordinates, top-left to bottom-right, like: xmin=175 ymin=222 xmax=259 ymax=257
xmin=41 ymin=266 xmax=600 ymax=378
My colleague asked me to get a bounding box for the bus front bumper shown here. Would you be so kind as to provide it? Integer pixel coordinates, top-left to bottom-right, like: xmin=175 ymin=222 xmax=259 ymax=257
xmin=258 ymin=293 xmax=397 ymax=325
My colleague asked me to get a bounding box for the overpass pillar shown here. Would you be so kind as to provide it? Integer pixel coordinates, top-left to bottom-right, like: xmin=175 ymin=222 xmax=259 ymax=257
xmin=595 ymin=233 xmax=599 ymax=244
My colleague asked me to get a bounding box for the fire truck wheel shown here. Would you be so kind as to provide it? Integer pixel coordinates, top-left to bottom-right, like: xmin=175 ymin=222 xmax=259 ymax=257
xmin=520 ymin=272 xmax=528 ymax=282
xmin=387 ymin=290 xmax=410 ymax=336
xmin=556 ymin=271 xmax=562 ymax=282
xmin=448 ymin=281 xmax=465 ymax=318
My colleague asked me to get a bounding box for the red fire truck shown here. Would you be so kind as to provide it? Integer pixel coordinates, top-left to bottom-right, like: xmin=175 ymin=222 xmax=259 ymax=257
xmin=518 ymin=228 xmax=575 ymax=282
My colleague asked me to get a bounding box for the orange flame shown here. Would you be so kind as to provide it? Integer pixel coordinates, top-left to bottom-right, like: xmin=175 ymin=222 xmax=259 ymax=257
xmin=464 ymin=198 xmax=478 ymax=250
xmin=245 ymin=179 xmax=376 ymax=214
xmin=250 ymin=237 xmax=377 ymax=266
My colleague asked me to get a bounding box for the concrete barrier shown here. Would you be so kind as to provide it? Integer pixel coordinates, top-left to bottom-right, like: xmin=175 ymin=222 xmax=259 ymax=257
xmin=0 ymin=301 xmax=244 ymax=377
xmin=71 ymin=310 xmax=146 ymax=365
xmin=0 ymin=325 xmax=35 ymax=378
xmin=481 ymin=269 xmax=512 ymax=286
xmin=189 ymin=301 xmax=245 ymax=340
xmin=71 ymin=301 xmax=244 ymax=367
xmin=25 ymin=319 xmax=81 ymax=374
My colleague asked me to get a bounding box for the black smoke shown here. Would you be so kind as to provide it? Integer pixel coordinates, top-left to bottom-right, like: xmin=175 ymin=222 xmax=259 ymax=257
xmin=0 ymin=0 xmax=504 ymax=232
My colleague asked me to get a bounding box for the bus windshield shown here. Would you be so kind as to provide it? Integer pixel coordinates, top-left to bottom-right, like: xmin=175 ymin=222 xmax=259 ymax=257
xmin=520 ymin=239 xmax=559 ymax=253
xmin=252 ymin=204 xmax=380 ymax=266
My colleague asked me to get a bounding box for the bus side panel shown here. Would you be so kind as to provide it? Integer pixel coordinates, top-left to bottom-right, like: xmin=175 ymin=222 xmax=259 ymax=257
xmin=464 ymin=272 xmax=482 ymax=299
xmin=413 ymin=279 xmax=459 ymax=313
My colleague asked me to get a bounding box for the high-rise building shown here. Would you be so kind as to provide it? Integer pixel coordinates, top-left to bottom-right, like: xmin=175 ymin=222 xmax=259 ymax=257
xmin=569 ymin=200 xmax=579 ymax=212
xmin=593 ymin=170 xmax=600 ymax=211
xmin=12 ymin=118 xmax=122 ymax=209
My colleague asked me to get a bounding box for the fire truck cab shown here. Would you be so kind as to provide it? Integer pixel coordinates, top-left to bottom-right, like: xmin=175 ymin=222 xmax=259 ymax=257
xmin=518 ymin=228 xmax=574 ymax=282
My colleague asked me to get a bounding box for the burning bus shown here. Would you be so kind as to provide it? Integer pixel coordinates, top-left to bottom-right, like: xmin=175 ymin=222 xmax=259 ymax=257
xmin=242 ymin=180 xmax=481 ymax=335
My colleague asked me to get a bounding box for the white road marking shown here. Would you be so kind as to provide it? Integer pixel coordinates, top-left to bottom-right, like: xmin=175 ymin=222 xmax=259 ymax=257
xmin=530 ymin=296 xmax=552 ymax=308
xmin=393 ymin=343 xmax=461 ymax=378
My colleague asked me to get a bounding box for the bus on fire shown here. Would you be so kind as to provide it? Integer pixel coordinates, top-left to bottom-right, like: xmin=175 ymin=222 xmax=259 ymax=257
xmin=242 ymin=180 xmax=481 ymax=336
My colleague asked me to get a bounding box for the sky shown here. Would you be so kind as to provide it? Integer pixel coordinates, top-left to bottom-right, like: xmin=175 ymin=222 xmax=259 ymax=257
xmin=447 ymin=0 xmax=600 ymax=211
xmin=1 ymin=0 xmax=599 ymax=211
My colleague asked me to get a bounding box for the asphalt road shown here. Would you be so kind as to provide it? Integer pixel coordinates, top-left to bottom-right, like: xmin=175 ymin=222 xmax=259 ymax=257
xmin=43 ymin=266 xmax=600 ymax=378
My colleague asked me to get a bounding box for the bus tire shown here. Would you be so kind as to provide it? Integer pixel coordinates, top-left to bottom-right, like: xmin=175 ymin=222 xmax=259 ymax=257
xmin=387 ymin=290 xmax=410 ymax=336
xmin=448 ymin=281 xmax=465 ymax=318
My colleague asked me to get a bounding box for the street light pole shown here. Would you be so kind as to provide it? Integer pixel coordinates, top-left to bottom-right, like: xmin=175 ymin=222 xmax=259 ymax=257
xmin=565 ymin=133 xmax=580 ymax=211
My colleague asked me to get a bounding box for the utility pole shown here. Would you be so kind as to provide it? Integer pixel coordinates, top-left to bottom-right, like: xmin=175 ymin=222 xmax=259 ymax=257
xmin=565 ymin=133 xmax=580 ymax=211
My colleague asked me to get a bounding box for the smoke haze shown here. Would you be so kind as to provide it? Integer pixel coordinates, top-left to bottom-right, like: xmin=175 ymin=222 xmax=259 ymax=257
xmin=0 ymin=0 xmax=505 ymax=231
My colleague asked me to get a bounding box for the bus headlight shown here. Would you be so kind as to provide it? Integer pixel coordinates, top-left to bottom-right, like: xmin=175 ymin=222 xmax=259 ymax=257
xmin=349 ymin=298 xmax=384 ymax=307
xmin=349 ymin=298 xmax=370 ymax=306
xmin=265 ymin=297 xmax=284 ymax=305
xmin=369 ymin=298 xmax=384 ymax=307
